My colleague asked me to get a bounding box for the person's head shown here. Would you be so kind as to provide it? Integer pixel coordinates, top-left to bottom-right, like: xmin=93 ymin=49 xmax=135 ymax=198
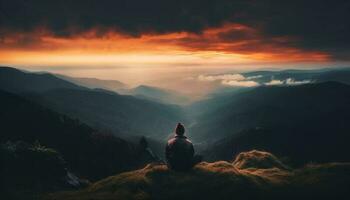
xmin=175 ymin=123 xmax=185 ymax=136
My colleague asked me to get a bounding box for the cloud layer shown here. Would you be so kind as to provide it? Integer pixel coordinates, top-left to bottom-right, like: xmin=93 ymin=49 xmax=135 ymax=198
xmin=198 ymin=73 xmax=261 ymax=87
xmin=0 ymin=0 xmax=349 ymax=59
xmin=198 ymin=73 xmax=311 ymax=87
xmin=265 ymin=78 xmax=311 ymax=86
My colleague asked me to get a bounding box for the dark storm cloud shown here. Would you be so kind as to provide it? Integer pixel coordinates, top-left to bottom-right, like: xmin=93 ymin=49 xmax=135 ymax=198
xmin=253 ymin=0 xmax=350 ymax=59
xmin=0 ymin=0 xmax=246 ymax=36
xmin=0 ymin=0 xmax=349 ymax=59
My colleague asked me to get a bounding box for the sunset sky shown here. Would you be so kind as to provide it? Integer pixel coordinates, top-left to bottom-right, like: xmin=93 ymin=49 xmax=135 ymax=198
xmin=0 ymin=0 xmax=349 ymax=86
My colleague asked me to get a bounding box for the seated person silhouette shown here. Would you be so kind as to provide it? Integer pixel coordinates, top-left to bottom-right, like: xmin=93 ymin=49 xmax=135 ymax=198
xmin=165 ymin=123 xmax=202 ymax=171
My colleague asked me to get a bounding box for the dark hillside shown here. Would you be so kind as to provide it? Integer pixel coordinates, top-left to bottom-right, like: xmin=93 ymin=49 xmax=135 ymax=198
xmin=32 ymin=88 xmax=184 ymax=139
xmin=190 ymin=82 xmax=350 ymax=142
xmin=196 ymin=82 xmax=350 ymax=165
xmin=0 ymin=90 xmax=146 ymax=180
xmin=0 ymin=67 xmax=84 ymax=93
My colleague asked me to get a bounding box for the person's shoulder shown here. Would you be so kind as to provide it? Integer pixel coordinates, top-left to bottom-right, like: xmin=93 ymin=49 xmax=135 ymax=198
xmin=167 ymin=138 xmax=177 ymax=145
xmin=168 ymin=135 xmax=192 ymax=144
xmin=176 ymin=135 xmax=192 ymax=143
xmin=185 ymin=138 xmax=193 ymax=145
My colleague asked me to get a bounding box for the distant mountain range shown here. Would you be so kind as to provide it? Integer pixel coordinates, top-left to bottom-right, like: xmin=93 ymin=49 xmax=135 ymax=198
xmin=0 ymin=67 xmax=84 ymax=93
xmin=127 ymin=85 xmax=191 ymax=105
xmin=56 ymin=74 xmax=128 ymax=91
xmin=2 ymin=66 xmax=350 ymax=167
xmin=191 ymin=82 xmax=350 ymax=165
xmin=56 ymin=74 xmax=191 ymax=105
xmin=241 ymin=68 xmax=350 ymax=85
xmin=0 ymin=67 xmax=186 ymax=140
xmin=32 ymin=88 xmax=184 ymax=139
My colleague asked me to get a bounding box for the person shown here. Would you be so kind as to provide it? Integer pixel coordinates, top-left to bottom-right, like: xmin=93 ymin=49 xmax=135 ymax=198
xmin=165 ymin=123 xmax=202 ymax=171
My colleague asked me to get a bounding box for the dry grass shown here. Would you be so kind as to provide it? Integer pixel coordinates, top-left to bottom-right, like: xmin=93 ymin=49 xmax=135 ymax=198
xmin=233 ymin=150 xmax=290 ymax=170
xmin=44 ymin=151 xmax=350 ymax=200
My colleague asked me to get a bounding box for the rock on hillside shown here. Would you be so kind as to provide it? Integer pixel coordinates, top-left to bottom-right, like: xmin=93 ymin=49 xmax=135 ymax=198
xmin=233 ymin=150 xmax=290 ymax=170
xmin=45 ymin=150 xmax=350 ymax=200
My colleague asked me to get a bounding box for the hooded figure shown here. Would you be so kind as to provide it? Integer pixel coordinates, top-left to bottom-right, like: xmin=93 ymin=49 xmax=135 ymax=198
xmin=165 ymin=123 xmax=202 ymax=171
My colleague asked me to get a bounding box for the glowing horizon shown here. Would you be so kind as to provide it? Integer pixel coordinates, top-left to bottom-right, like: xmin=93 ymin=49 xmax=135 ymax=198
xmin=0 ymin=23 xmax=331 ymax=69
xmin=1 ymin=21 xmax=347 ymax=92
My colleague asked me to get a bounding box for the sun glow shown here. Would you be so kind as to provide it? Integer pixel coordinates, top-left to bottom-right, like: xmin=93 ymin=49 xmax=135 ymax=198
xmin=0 ymin=23 xmax=330 ymax=69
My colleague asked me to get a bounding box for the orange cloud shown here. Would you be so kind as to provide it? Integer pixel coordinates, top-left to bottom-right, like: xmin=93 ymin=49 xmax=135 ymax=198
xmin=151 ymin=23 xmax=330 ymax=62
xmin=0 ymin=23 xmax=330 ymax=67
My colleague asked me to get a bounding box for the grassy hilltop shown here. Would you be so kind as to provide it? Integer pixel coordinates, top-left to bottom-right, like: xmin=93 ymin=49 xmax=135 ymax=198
xmin=45 ymin=150 xmax=350 ymax=200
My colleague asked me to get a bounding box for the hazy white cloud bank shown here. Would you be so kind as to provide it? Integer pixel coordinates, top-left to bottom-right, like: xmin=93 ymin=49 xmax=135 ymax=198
xmin=265 ymin=78 xmax=311 ymax=86
xmin=198 ymin=73 xmax=260 ymax=87
xmin=198 ymin=74 xmax=245 ymax=82
xmin=198 ymin=73 xmax=311 ymax=87
xmin=221 ymin=79 xmax=259 ymax=87
xmin=245 ymin=75 xmax=263 ymax=80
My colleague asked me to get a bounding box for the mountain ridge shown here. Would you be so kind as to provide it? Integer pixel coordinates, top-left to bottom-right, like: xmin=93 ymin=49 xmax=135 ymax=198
xmin=128 ymin=85 xmax=191 ymax=105
xmin=0 ymin=66 xmax=186 ymax=140
xmin=0 ymin=67 xmax=85 ymax=94
xmin=0 ymin=89 xmax=151 ymax=180
xmin=189 ymin=81 xmax=350 ymax=142
xmin=55 ymin=74 xmax=128 ymax=91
